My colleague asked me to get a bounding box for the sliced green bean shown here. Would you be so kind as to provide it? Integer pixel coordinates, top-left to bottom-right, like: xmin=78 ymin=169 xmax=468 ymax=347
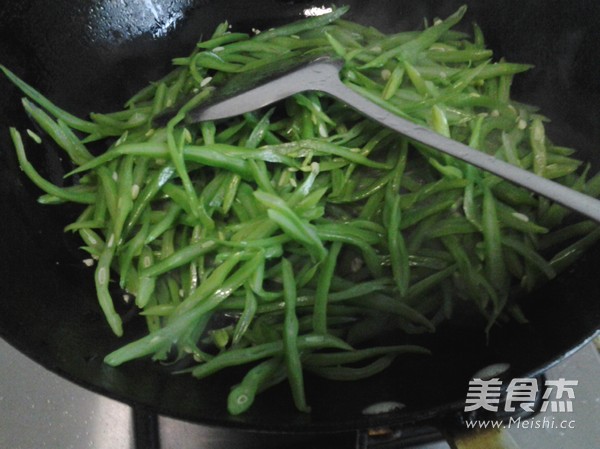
xmin=232 ymin=288 xmax=259 ymax=345
xmin=94 ymin=233 xmax=123 ymax=336
xmin=254 ymin=6 xmax=349 ymax=41
xmin=227 ymin=357 xmax=282 ymax=415
xmin=1 ymin=65 xmax=99 ymax=134
xmin=482 ymin=187 xmax=508 ymax=292
xmin=313 ymin=241 xmax=342 ymax=334
xmin=189 ymin=333 xmax=352 ymax=379
xmin=308 ymin=354 xmax=397 ymax=381
xmin=281 ymin=258 xmax=310 ymax=412
xmin=304 ymin=345 xmax=429 ymax=367
xmin=22 ymin=99 xmax=93 ymax=165
xmin=11 ymin=128 xmax=95 ymax=204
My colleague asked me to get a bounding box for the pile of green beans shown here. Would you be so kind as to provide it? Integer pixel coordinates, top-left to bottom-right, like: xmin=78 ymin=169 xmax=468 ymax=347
xmin=4 ymin=5 xmax=600 ymax=414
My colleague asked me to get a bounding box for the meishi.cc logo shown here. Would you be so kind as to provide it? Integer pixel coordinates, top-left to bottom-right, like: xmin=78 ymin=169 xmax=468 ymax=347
xmin=464 ymin=377 xmax=578 ymax=413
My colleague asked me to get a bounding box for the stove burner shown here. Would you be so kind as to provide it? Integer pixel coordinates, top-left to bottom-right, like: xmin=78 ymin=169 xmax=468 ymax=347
xmin=0 ymin=339 xmax=598 ymax=448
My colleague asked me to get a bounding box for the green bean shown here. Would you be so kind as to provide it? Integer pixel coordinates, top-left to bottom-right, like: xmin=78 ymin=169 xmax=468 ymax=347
xmin=386 ymin=192 xmax=410 ymax=295
xmin=190 ymin=333 xmax=351 ymax=379
xmin=104 ymin=305 xmax=207 ymax=365
xmin=118 ymin=214 xmax=150 ymax=289
xmin=538 ymin=220 xmax=598 ymax=250
xmin=232 ymin=288 xmax=258 ymax=345
xmin=139 ymin=304 xmax=175 ymax=317
xmin=304 ymin=345 xmax=429 ymax=367
xmin=142 ymin=240 xmax=217 ymax=278
xmin=149 ymin=82 xmax=168 ymax=117
xmin=473 ymin=63 xmax=533 ymax=80
xmin=219 ymin=278 xmax=388 ymax=314
xmin=193 ymin=51 xmax=242 ymax=72
xmin=382 ymin=65 xmax=405 ymax=100
xmin=173 ymin=252 xmax=244 ymax=318
xmin=112 ymin=155 xmax=135 ymax=243
xmin=316 ymin=222 xmax=381 ymax=245
xmin=492 ymin=181 xmax=537 ymax=208
xmin=406 ymin=254 xmax=448 ymax=270
xmin=66 ymin=142 xmax=168 ymax=176
xmin=166 ymin=116 xmax=201 ymax=220
xmin=295 ymin=188 xmax=328 ymax=216
xmin=91 ymin=111 xmax=149 ymax=130
xmin=262 ymin=139 xmax=392 ymax=170
xmin=11 ymin=128 xmax=95 ymax=204
xmin=254 ymin=191 xmax=327 ymax=261
xmin=295 ymin=93 xmax=335 ymax=128
xmin=405 ymin=265 xmax=456 ymax=304
xmin=130 ymin=159 xmax=150 ymax=200
xmin=313 ymin=241 xmax=342 ymax=334
xmin=145 ymin=203 xmax=182 ymax=244
xmin=1 ymin=65 xmax=99 ymax=134
xmin=78 ymin=226 xmax=104 ymax=255
xmin=66 ymin=205 xmax=94 ymax=229
xmin=315 ymin=227 xmax=382 ymax=277
xmin=245 ymin=109 xmax=275 ymax=149
xmin=124 ymin=165 xmax=176 ymax=236
xmin=496 ymin=203 xmax=548 ymax=234
xmin=281 ymin=258 xmax=310 ymax=412
xmin=211 ymin=20 xmax=231 ymax=39
xmin=107 ymin=253 xmax=263 ymax=365
xmin=549 ymin=228 xmax=600 ymax=274
xmin=362 ymin=6 xmax=467 ymax=68
xmin=501 ymin=236 xmax=555 ymax=280
xmin=254 ymin=6 xmax=349 ymax=41
xmin=427 ymin=48 xmax=493 ymax=63
xmin=163 ymin=68 xmax=187 ymax=108
xmin=248 ymin=159 xmax=277 ymax=194
xmin=441 ymin=235 xmax=480 ymax=302
xmin=351 ymin=294 xmax=434 ymax=331
xmin=426 ymin=217 xmax=478 ymax=238
xmin=308 ymin=354 xmax=397 ymax=381
xmin=482 ymin=187 xmax=508 ymax=292
xmin=126 ymin=68 xmax=184 ymax=107
xmin=197 ymin=32 xmax=249 ymax=49
xmin=220 ymin=40 xmax=287 ymax=56
xmin=22 ymin=99 xmax=93 ymax=165
xmin=530 ymin=118 xmax=547 ymax=177
xmin=136 ymin=245 xmax=157 ymax=308
xmin=325 ymin=31 xmax=347 ymax=58
xmin=400 ymin=193 xmax=458 ymax=229
xmin=400 ymin=178 xmax=468 ymax=209
xmin=218 ymin=173 xmax=240 ymax=215
xmin=227 ymin=357 xmax=282 ymax=415
xmin=330 ymin=169 xmax=395 ymax=203
xmin=358 ymin=188 xmax=384 ymax=221
xmin=94 ymin=233 xmax=122 ymax=336
xmin=161 ymin=183 xmax=193 ymax=216
xmin=38 ymin=186 xmax=97 ymax=205
xmin=404 ymin=61 xmax=431 ymax=97
xmin=428 ymin=157 xmax=464 ymax=179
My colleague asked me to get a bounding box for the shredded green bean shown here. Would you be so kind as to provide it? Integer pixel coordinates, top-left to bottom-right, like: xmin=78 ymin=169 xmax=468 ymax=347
xmin=5 ymin=5 xmax=598 ymax=416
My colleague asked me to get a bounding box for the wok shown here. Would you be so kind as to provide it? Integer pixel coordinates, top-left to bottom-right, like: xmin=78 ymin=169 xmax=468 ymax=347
xmin=1 ymin=0 xmax=599 ymax=440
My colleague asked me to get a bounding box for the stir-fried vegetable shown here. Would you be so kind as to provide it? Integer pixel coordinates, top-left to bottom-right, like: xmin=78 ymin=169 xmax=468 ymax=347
xmin=4 ymin=5 xmax=599 ymax=414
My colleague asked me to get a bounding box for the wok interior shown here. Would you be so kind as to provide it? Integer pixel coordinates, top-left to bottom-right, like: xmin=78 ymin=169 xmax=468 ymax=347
xmin=0 ymin=0 xmax=599 ymax=431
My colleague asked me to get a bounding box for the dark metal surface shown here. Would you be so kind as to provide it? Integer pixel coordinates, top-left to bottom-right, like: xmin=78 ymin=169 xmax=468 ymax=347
xmin=1 ymin=0 xmax=599 ymax=432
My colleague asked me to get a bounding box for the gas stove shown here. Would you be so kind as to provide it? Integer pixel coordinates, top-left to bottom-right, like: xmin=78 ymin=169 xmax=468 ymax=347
xmin=1 ymin=338 xmax=598 ymax=448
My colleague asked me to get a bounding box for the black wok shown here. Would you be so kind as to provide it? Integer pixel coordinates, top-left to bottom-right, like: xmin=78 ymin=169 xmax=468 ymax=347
xmin=1 ymin=0 xmax=599 ymax=439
